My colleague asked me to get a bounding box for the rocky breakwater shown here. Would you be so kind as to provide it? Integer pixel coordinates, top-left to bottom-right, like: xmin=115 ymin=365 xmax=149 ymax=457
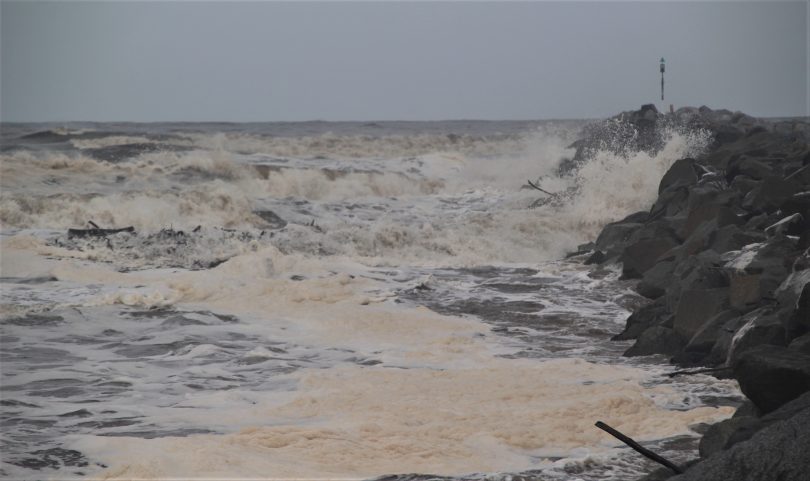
xmin=580 ymin=105 xmax=810 ymax=481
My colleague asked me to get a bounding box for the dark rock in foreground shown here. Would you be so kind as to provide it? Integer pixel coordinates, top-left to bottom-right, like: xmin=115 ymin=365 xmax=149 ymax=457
xmin=733 ymin=345 xmax=810 ymax=414
xmin=669 ymin=393 xmax=810 ymax=481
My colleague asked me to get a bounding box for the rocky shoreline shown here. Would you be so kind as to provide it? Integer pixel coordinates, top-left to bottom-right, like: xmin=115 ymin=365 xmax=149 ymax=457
xmin=575 ymin=105 xmax=810 ymax=481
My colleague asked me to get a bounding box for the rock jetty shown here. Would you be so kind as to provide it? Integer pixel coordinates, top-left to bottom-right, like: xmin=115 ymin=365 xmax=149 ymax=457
xmin=579 ymin=105 xmax=810 ymax=481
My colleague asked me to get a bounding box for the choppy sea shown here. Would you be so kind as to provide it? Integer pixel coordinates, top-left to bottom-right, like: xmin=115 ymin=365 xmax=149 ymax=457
xmin=0 ymin=120 xmax=740 ymax=480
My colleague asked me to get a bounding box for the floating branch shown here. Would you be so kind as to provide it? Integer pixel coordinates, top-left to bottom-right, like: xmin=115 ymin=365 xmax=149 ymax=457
xmin=67 ymin=227 xmax=135 ymax=239
xmin=595 ymin=421 xmax=683 ymax=474
xmin=526 ymin=179 xmax=555 ymax=196
xmin=666 ymin=366 xmax=732 ymax=378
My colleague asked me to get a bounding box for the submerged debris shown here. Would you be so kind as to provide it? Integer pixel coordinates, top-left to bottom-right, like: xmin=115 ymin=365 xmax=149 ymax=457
xmin=52 ymin=225 xmax=272 ymax=270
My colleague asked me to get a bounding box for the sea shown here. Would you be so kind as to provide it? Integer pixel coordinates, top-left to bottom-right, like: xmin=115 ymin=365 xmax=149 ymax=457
xmin=0 ymin=119 xmax=740 ymax=480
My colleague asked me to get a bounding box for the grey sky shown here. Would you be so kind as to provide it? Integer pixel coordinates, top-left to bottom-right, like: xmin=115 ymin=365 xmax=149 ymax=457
xmin=1 ymin=1 xmax=807 ymax=122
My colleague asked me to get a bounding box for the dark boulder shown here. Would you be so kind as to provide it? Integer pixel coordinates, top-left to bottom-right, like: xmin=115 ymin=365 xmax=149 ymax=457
xmin=781 ymin=194 xmax=810 ymax=230
xmin=705 ymin=315 xmax=750 ymax=366
xmin=583 ymin=250 xmax=606 ymax=265
xmin=669 ymin=401 xmax=810 ymax=481
xmin=745 ymin=212 xmax=780 ymax=231
xmin=618 ymin=211 xmax=651 ymax=224
xmin=621 ymin=237 xmax=680 ymax=279
xmin=680 ymin=190 xmax=742 ymax=240
xmin=624 ymin=326 xmax=686 ymax=357
xmin=684 ymin=310 xmax=739 ymax=356
xmin=742 ymin=176 xmax=800 ymax=213
xmin=729 ymin=175 xmax=759 ymax=195
xmin=710 ymin=225 xmax=765 ymax=255
xmin=727 ymin=156 xmax=773 ymax=180
xmin=785 ymin=163 xmax=810 ymax=184
xmin=659 ymin=158 xmax=699 ymax=194
xmin=727 ymin=307 xmax=787 ymax=363
xmin=729 ymin=273 xmax=764 ymax=311
xmin=636 ymin=260 xmax=675 ymax=299
xmin=666 ymin=250 xmax=727 ymax=312
xmin=728 ymin=235 xmax=800 ymax=302
xmin=733 ymin=345 xmax=810 ymax=414
xmin=673 ymin=288 xmax=729 ymax=340
xmin=783 ymin=279 xmax=810 ymax=341
xmin=678 ymin=220 xmax=721 ymax=259
xmin=698 ymin=416 xmax=761 ymax=459
xmin=764 ymin=213 xmax=804 ymax=237
xmin=253 ymin=210 xmax=288 ymax=229
xmin=789 ymin=333 xmax=810 ymax=355
xmin=594 ymin=221 xmax=643 ymax=259
xmin=651 ymin=189 xmax=691 ymax=218
xmin=612 ymin=297 xmax=669 ymax=341
xmin=732 ymin=400 xmax=762 ymax=419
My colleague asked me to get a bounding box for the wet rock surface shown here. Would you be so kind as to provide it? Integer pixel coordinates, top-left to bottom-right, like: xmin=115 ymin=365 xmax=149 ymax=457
xmin=580 ymin=106 xmax=810 ymax=480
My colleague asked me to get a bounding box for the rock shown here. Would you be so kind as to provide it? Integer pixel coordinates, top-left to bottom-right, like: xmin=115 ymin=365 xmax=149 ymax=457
xmin=785 ymin=164 xmax=810 ymax=183
xmin=659 ymin=158 xmax=699 ymax=194
xmin=764 ymin=213 xmax=804 ymax=237
xmin=714 ymin=206 xmax=745 ymax=228
xmin=727 ymin=307 xmax=787 ymax=363
xmin=720 ymin=393 xmax=810 ymax=464
xmin=673 ymin=288 xmax=729 ymax=339
xmin=625 ymin=220 xmax=682 ymax=246
xmin=733 ymin=345 xmax=810 ymax=414
xmin=732 ymin=400 xmax=762 ymax=419
xmin=745 ymin=212 xmax=779 ymax=231
xmin=729 ymin=236 xmax=799 ymax=301
xmin=669 ymin=402 xmax=810 ymax=481
xmin=666 ymin=251 xmax=727 ymax=312
xmin=742 ymin=176 xmax=800 ymax=213
xmin=621 ymin=237 xmax=680 ymax=279
xmin=729 ymin=274 xmax=763 ymax=310
xmin=729 ymin=175 xmax=759 ymax=195
xmin=758 ymin=390 xmax=810 ymax=424
xmin=705 ymin=315 xmax=750 ymax=366
xmin=680 ymin=191 xmax=741 ymax=239
xmin=624 ymin=326 xmax=686 ymax=357
xmin=583 ymin=250 xmax=606 ymax=265
xmin=619 ymin=211 xmax=651 ymax=224
xmin=253 ymin=210 xmax=288 ymax=229
xmin=727 ymin=156 xmax=773 ymax=180
xmin=595 ymin=221 xmax=643 ymax=258
xmin=788 ymin=333 xmax=810 ymax=355
xmin=710 ymin=225 xmax=765 ymax=255
xmin=699 ymin=416 xmax=761 ymax=458
xmin=651 ymin=189 xmax=690 ymax=218
xmin=637 ymin=468 xmax=677 ymax=481
xmin=685 ymin=310 xmax=739 ymax=355
xmin=781 ymin=194 xmax=810 ymax=228
xmin=783 ymin=279 xmax=810 ymax=340
xmin=637 ymin=261 xmax=675 ymax=299
xmin=686 ymin=187 xmax=739 ymax=219
xmin=679 ymin=219 xmax=721 ymax=258
xmin=612 ymin=297 xmax=669 ymax=341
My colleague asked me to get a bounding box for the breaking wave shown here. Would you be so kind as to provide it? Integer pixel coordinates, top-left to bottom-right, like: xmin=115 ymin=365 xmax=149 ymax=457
xmin=1 ymin=122 xmax=711 ymax=267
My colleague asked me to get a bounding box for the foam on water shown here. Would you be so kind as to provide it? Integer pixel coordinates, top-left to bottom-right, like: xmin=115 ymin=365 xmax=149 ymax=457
xmin=0 ymin=120 xmax=736 ymax=480
xmin=70 ymin=360 xmax=731 ymax=480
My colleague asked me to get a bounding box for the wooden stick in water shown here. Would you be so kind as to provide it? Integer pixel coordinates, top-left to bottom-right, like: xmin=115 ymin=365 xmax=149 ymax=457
xmin=526 ymin=179 xmax=555 ymax=196
xmin=595 ymin=421 xmax=683 ymax=474
xmin=666 ymin=366 xmax=732 ymax=378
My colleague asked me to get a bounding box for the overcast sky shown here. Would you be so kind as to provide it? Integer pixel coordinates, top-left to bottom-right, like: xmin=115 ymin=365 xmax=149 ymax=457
xmin=1 ymin=1 xmax=807 ymax=122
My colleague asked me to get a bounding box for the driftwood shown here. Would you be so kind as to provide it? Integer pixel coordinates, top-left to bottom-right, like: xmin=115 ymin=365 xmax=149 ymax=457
xmin=595 ymin=421 xmax=683 ymax=474
xmin=666 ymin=366 xmax=732 ymax=378
xmin=67 ymin=227 xmax=135 ymax=239
xmin=526 ymin=179 xmax=555 ymax=196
